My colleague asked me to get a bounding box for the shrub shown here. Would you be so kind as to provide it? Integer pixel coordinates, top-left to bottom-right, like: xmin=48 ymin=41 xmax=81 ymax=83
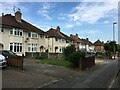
xmin=35 ymin=53 xmax=48 ymax=59
xmin=96 ymin=52 xmax=105 ymax=56
xmin=67 ymin=51 xmax=85 ymax=67
xmin=63 ymin=45 xmax=76 ymax=60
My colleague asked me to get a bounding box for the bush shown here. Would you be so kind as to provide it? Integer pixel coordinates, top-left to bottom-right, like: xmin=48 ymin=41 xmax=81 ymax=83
xmin=63 ymin=45 xmax=76 ymax=60
xmin=96 ymin=52 xmax=105 ymax=56
xmin=35 ymin=53 xmax=48 ymax=59
xmin=67 ymin=51 xmax=85 ymax=67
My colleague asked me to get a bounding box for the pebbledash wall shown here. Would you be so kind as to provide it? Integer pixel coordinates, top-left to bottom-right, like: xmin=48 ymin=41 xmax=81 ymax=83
xmin=0 ymin=27 xmax=46 ymax=56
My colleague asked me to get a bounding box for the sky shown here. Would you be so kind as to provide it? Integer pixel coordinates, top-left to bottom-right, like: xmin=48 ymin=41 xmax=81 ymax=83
xmin=0 ymin=0 xmax=119 ymax=43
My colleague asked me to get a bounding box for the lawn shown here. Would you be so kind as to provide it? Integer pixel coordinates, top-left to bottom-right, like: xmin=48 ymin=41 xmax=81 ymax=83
xmin=36 ymin=59 xmax=75 ymax=68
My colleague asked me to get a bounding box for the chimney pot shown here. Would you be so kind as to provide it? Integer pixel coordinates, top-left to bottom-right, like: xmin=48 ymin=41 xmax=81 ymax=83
xmin=56 ymin=26 xmax=60 ymax=32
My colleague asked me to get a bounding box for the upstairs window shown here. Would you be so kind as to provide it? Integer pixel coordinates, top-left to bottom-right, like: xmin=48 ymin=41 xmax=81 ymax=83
xmin=40 ymin=34 xmax=44 ymax=38
xmin=28 ymin=32 xmax=38 ymax=38
xmin=66 ymin=40 xmax=70 ymax=43
xmin=10 ymin=28 xmax=23 ymax=36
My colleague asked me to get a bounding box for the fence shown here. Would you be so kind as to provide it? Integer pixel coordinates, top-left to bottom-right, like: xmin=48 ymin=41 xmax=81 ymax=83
xmin=7 ymin=56 xmax=24 ymax=70
xmin=79 ymin=56 xmax=95 ymax=71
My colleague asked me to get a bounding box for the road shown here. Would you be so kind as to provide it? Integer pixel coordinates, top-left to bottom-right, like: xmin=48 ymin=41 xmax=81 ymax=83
xmin=2 ymin=58 xmax=119 ymax=89
xmin=41 ymin=59 xmax=119 ymax=88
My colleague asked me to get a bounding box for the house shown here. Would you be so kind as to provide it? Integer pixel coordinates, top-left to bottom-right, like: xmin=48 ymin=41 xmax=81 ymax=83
xmin=0 ymin=11 xmax=46 ymax=56
xmin=46 ymin=26 xmax=73 ymax=53
xmin=80 ymin=38 xmax=94 ymax=52
xmin=70 ymin=34 xmax=94 ymax=52
xmin=94 ymin=39 xmax=104 ymax=52
xmin=70 ymin=34 xmax=82 ymax=51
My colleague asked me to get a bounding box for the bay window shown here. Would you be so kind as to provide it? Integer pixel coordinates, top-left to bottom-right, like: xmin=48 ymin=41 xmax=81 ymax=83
xmin=28 ymin=44 xmax=37 ymax=52
xmin=10 ymin=43 xmax=22 ymax=52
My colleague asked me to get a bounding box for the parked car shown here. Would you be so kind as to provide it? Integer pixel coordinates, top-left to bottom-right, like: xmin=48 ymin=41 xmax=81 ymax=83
xmin=0 ymin=50 xmax=17 ymax=59
xmin=0 ymin=53 xmax=7 ymax=68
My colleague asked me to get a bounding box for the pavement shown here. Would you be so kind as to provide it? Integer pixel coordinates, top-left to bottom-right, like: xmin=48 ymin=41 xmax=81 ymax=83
xmin=2 ymin=58 xmax=119 ymax=89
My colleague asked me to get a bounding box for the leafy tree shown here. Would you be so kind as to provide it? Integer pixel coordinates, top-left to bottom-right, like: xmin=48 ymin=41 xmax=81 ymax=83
xmin=104 ymin=41 xmax=117 ymax=59
xmin=116 ymin=44 xmax=120 ymax=57
xmin=117 ymin=44 xmax=120 ymax=52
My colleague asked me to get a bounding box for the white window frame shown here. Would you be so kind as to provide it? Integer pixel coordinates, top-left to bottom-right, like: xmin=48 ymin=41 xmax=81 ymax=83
xmin=28 ymin=44 xmax=37 ymax=52
xmin=28 ymin=32 xmax=38 ymax=38
xmin=9 ymin=43 xmax=22 ymax=52
xmin=10 ymin=28 xmax=23 ymax=36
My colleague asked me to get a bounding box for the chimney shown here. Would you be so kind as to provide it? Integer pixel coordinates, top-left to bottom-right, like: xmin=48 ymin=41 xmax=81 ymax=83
xmin=2 ymin=13 xmax=4 ymax=16
xmin=70 ymin=34 xmax=73 ymax=37
xmin=56 ymin=26 xmax=60 ymax=32
xmin=76 ymin=33 xmax=78 ymax=38
xmin=86 ymin=38 xmax=89 ymax=41
xmin=15 ymin=11 xmax=22 ymax=22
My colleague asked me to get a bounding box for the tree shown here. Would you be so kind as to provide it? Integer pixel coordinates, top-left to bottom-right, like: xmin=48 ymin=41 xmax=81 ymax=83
xmin=116 ymin=44 xmax=120 ymax=57
xmin=104 ymin=41 xmax=117 ymax=59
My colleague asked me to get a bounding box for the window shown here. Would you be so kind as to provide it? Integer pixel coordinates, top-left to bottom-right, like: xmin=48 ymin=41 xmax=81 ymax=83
xmin=66 ymin=40 xmax=70 ymax=43
xmin=60 ymin=39 xmax=65 ymax=43
xmin=0 ymin=27 xmax=4 ymax=32
xmin=28 ymin=32 xmax=38 ymax=38
xmin=1 ymin=28 xmax=4 ymax=32
xmin=55 ymin=38 xmax=58 ymax=41
xmin=40 ymin=35 xmax=44 ymax=38
xmin=10 ymin=29 xmax=13 ymax=35
xmin=28 ymin=44 xmax=37 ymax=52
xmin=10 ymin=28 xmax=23 ymax=36
xmin=9 ymin=43 xmax=22 ymax=52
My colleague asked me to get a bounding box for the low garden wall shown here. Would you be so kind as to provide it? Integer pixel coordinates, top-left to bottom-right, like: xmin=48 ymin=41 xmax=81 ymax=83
xmin=25 ymin=52 xmax=64 ymax=59
xmin=79 ymin=56 xmax=95 ymax=71
xmin=48 ymin=53 xmax=64 ymax=59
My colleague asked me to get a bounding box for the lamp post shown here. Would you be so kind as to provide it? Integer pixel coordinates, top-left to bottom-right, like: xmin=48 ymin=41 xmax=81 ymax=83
xmin=113 ymin=22 xmax=117 ymax=59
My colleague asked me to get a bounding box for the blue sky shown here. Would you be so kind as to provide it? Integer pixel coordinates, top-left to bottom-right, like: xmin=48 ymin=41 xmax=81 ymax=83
xmin=0 ymin=1 xmax=119 ymax=43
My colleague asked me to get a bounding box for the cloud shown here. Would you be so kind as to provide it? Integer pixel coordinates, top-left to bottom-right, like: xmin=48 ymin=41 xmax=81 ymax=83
xmin=63 ymin=24 xmax=74 ymax=29
xmin=0 ymin=2 xmax=27 ymax=16
xmin=58 ymin=16 xmax=65 ymax=20
xmin=80 ymin=29 xmax=101 ymax=35
xmin=67 ymin=1 xmax=118 ymax=24
xmin=103 ymin=20 xmax=109 ymax=24
xmin=37 ymin=2 xmax=54 ymax=20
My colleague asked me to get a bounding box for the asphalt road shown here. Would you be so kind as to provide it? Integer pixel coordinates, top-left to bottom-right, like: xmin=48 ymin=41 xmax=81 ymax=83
xmin=41 ymin=59 xmax=119 ymax=88
xmin=2 ymin=58 xmax=119 ymax=89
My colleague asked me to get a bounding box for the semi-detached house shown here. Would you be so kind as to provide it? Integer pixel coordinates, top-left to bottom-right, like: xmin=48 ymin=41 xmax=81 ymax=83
xmin=0 ymin=11 xmax=46 ymax=56
xmin=46 ymin=26 xmax=73 ymax=53
xmin=0 ymin=11 xmax=95 ymax=56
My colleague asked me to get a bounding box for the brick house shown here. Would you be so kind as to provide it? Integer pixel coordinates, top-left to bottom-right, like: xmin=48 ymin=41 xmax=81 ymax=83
xmin=94 ymin=39 xmax=104 ymax=52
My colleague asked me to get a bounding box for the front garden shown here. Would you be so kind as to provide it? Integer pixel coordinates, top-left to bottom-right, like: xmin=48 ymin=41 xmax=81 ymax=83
xmin=35 ymin=45 xmax=95 ymax=70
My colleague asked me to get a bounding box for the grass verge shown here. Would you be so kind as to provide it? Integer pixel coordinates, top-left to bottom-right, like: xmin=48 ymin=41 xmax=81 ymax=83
xmin=36 ymin=59 xmax=75 ymax=68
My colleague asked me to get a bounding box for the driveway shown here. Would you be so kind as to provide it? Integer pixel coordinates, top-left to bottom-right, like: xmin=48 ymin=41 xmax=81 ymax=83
xmin=2 ymin=58 xmax=119 ymax=89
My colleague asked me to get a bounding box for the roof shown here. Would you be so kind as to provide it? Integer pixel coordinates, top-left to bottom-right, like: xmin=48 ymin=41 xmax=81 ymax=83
xmin=0 ymin=14 xmax=45 ymax=35
xmin=94 ymin=39 xmax=104 ymax=46
xmin=80 ymin=38 xmax=93 ymax=45
xmin=70 ymin=35 xmax=81 ymax=43
xmin=46 ymin=28 xmax=73 ymax=41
